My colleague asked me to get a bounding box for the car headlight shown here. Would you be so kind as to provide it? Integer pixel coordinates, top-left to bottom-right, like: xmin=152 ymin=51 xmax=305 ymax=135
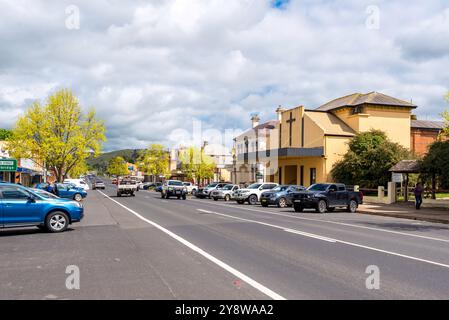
xmin=168 ymin=187 xmax=173 ymax=191
xmin=71 ymin=201 xmax=82 ymax=207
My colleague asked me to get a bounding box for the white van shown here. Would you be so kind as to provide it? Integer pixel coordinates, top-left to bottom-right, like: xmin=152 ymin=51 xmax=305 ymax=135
xmin=64 ymin=178 xmax=90 ymax=191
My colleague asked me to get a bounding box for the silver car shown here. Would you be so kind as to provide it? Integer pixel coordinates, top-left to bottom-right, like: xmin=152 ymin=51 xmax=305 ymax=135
xmin=211 ymin=184 xmax=239 ymax=201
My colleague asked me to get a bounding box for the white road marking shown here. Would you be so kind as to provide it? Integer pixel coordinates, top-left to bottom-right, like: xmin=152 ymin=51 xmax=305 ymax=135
xmin=97 ymin=191 xmax=286 ymax=300
xmin=191 ymin=199 xmax=449 ymax=244
xmin=197 ymin=207 xmax=449 ymax=269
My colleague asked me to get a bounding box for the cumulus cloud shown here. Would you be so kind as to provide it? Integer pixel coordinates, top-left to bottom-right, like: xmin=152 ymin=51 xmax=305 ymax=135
xmin=0 ymin=0 xmax=448 ymax=151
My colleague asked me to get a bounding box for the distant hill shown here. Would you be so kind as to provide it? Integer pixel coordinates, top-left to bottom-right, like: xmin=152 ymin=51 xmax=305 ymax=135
xmin=87 ymin=149 xmax=144 ymax=173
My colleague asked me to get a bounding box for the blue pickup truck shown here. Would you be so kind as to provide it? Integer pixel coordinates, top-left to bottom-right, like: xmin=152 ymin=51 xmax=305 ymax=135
xmin=0 ymin=183 xmax=84 ymax=233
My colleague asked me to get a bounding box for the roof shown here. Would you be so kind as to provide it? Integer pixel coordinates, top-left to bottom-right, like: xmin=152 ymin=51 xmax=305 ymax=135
xmin=235 ymin=120 xmax=279 ymax=139
xmin=389 ymin=160 xmax=421 ymax=173
xmin=305 ymin=111 xmax=356 ymax=136
xmin=411 ymin=120 xmax=445 ymax=130
xmin=317 ymin=92 xmax=417 ymax=112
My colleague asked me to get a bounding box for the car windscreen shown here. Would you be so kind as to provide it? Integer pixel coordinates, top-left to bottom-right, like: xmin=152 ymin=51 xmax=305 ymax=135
xmin=223 ymin=185 xmax=234 ymax=190
xmin=272 ymin=186 xmax=288 ymax=192
xmin=248 ymin=184 xmax=262 ymax=189
xmin=168 ymin=181 xmax=183 ymax=186
xmin=33 ymin=189 xmax=59 ymax=199
xmin=307 ymin=184 xmax=329 ymax=191
xmin=206 ymin=183 xmax=218 ymax=188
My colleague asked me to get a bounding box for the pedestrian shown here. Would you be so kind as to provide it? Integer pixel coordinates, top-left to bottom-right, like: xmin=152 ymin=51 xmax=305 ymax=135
xmin=53 ymin=183 xmax=60 ymax=197
xmin=45 ymin=183 xmax=53 ymax=193
xmin=414 ymin=183 xmax=423 ymax=210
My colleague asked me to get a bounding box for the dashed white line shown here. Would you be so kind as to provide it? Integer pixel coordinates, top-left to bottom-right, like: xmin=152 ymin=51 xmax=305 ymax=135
xmin=97 ymin=191 xmax=286 ymax=300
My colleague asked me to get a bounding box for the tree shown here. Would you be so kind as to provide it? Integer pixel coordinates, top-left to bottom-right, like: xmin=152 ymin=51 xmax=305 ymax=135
xmin=178 ymin=146 xmax=215 ymax=183
xmin=0 ymin=129 xmax=12 ymax=140
xmin=331 ymin=130 xmax=411 ymax=188
xmin=107 ymin=156 xmax=128 ymax=176
xmin=138 ymin=144 xmax=170 ymax=179
xmin=421 ymin=140 xmax=449 ymax=189
xmin=7 ymin=89 xmax=106 ymax=182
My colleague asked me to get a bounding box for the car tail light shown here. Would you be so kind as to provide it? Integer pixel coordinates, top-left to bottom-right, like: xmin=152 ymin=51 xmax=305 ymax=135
xmin=359 ymin=191 xmax=364 ymax=201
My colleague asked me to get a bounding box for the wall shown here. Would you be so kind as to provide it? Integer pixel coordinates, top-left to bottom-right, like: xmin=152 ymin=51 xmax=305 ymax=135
xmin=323 ymin=135 xmax=351 ymax=182
xmin=411 ymin=129 xmax=441 ymax=155
xmin=280 ymin=107 xmax=304 ymax=148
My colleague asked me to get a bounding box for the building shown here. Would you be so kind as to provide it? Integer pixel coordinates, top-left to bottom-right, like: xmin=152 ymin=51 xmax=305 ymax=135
xmin=411 ymin=120 xmax=445 ymax=155
xmin=233 ymin=92 xmax=419 ymax=187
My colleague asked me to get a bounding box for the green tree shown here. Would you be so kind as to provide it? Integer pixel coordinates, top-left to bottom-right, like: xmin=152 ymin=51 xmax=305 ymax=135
xmin=331 ymin=130 xmax=411 ymax=188
xmin=441 ymin=92 xmax=449 ymax=137
xmin=420 ymin=140 xmax=449 ymax=189
xmin=0 ymin=129 xmax=12 ymax=140
xmin=178 ymin=146 xmax=215 ymax=183
xmin=138 ymin=144 xmax=170 ymax=178
xmin=7 ymin=89 xmax=106 ymax=182
xmin=107 ymin=156 xmax=128 ymax=176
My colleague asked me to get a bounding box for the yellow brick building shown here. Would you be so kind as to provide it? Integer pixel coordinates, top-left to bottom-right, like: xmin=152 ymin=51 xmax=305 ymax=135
xmin=233 ymin=92 xmax=416 ymax=186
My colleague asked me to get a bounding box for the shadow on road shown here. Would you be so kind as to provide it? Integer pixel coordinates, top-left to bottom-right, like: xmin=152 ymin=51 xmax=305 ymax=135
xmin=0 ymin=227 xmax=75 ymax=237
xmin=354 ymin=221 xmax=449 ymax=232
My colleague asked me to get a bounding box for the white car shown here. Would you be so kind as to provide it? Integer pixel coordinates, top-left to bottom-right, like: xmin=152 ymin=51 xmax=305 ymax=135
xmin=182 ymin=182 xmax=198 ymax=195
xmin=201 ymin=183 xmax=229 ymax=198
xmin=234 ymin=183 xmax=278 ymax=205
xmin=64 ymin=179 xmax=90 ymax=191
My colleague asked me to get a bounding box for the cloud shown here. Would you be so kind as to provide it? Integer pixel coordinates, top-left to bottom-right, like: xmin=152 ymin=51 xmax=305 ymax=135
xmin=0 ymin=0 xmax=448 ymax=151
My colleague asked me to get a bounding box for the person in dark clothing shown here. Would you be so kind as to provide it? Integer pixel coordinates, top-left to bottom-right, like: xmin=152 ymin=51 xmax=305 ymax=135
xmin=53 ymin=183 xmax=59 ymax=197
xmin=414 ymin=183 xmax=423 ymax=210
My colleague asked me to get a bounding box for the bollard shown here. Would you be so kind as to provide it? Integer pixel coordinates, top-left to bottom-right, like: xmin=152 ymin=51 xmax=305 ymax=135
xmin=378 ymin=186 xmax=385 ymax=203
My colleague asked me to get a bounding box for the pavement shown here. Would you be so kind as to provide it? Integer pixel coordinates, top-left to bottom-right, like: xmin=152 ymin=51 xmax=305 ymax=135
xmin=1 ymin=181 xmax=449 ymax=299
xmin=359 ymin=202 xmax=449 ymax=224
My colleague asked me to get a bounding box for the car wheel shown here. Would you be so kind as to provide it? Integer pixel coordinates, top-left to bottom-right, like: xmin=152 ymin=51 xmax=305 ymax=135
xmin=192 ymin=189 xmax=197 ymax=196
xmin=237 ymin=200 xmax=244 ymax=204
xmin=45 ymin=211 xmax=69 ymax=233
xmin=293 ymin=203 xmax=304 ymax=212
xmin=327 ymin=207 xmax=335 ymax=212
xmin=73 ymin=193 xmax=82 ymax=202
xmin=161 ymin=193 xmax=165 ymax=199
xmin=213 ymin=197 xmax=218 ymax=201
xmin=177 ymin=196 xmax=181 ymax=199
xmin=261 ymin=203 xmax=269 ymax=207
xmin=248 ymin=195 xmax=258 ymax=205
xmin=347 ymin=200 xmax=358 ymax=213
xmin=117 ymin=192 xmax=121 ymax=197
xmin=316 ymin=200 xmax=327 ymax=213
xmin=277 ymin=197 xmax=287 ymax=208
xmin=224 ymin=194 xmax=231 ymax=202
xmin=182 ymin=194 xmax=187 ymax=200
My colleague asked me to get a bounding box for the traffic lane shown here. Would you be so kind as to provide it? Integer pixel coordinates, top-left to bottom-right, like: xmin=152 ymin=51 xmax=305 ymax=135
xmin=111 ymin=190 xmax=449 ymax=299
xmin=182 ymin=197 xmax=449 ymax=266
xmin=0 ymin=190 xmax=267 ymax=300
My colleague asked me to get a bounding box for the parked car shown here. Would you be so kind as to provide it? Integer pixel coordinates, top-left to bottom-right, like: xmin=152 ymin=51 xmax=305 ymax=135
xmin=0 ymin=183 xmax=84 ymax=233
xmin=291 ymin=183 xmax=364 ymax=213
xmin=211 ymin=184 xmax=239 ymax=201
xmin=139 ymin=182 xmax=152 ymax=190
xmin=92 ymin=180 xmax=106 ymax=190
xmin=183 ymin=182 xmax=198 ymax=195
xmin=117 ymin=179 xmax=137 ymax=197
xmin=35 ymin=183 xmax=87 ymax=202
xmin=161 ymin=180 xmax=187 ymax=200
xmin=201 ymin=183 xmax=231 ymax=199
xmin=234 ymin=183 xmax=279 ymax=205
xmin=64 ymin=179 xmax=90 ymax=191
xmin=260 ymin=185 xmax=306 ymax=208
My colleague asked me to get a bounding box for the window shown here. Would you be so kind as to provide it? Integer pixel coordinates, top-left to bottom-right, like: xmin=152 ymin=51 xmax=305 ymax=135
xmin=0 ymin=187 xmax=30 ymax=200
xmin=338 ymin=185 xmax=346 ymax=191
xmin=310 ymin=168 xmax=317 ymax=185
xmin=352 ymin=106 xmax=364 ymax=115
xmin=329 ymin=185 xmax=338 ymax=192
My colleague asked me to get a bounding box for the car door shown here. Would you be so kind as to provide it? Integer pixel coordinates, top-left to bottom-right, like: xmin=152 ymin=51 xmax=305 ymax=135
xmin=0 ymin=186 xmax=43 ymax=225
xmin=57 ymin=183 xmax=71 ymax=199
xmin=0 ymin=192 xmax=4 ymax=228
xmin=327 ymin=185 xmax=338 ymax=206
xmin=337 ymin=185 xmax=347 ymax=206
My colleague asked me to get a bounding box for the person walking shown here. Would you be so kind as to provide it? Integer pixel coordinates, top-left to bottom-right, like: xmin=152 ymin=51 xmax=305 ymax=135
xmin=414 ymin=183 xmax=423 ymax=210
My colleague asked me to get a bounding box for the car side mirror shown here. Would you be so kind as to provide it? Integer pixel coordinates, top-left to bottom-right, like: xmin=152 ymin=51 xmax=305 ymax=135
xmin=27 ymin=196 xmax=36 ymax=203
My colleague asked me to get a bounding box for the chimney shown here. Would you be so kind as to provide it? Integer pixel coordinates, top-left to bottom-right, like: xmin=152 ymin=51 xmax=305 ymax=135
xmin=276 ymin=105 xmax=285 ymax=121
xmin=251 ymin=114 xmax=260 ymax=128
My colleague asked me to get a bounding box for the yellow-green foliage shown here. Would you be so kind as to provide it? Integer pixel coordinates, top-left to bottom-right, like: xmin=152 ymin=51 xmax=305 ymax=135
xmin=107 ymin=156 xmax=129 ymax=176
xmin=7 ymin=89 xmax=106 ymax=182
xmin=138 ymin=144 xmax=170 ymax=178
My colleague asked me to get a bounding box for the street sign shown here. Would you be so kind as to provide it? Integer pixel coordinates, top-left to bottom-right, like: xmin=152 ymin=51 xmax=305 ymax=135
xmin=392 ymin=173 xmax=403 ymax=183
xmin=0 ymin=159 xmax=18 ymax=172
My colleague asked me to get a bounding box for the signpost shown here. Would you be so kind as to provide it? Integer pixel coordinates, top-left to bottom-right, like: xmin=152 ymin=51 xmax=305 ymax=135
xmin=0 ymin=159 xmax=17 ymax=172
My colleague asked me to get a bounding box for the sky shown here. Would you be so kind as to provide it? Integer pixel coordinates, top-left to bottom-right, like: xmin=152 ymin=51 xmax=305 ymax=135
xmin=0 ymin=0 xmax=448 ymax=151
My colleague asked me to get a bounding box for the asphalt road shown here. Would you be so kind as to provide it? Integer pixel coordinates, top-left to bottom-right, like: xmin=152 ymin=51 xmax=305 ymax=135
xmin=1 ymin=181 xmax=449 ymax=299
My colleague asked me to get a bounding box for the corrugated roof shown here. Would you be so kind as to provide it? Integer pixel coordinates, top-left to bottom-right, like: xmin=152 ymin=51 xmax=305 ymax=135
xmin=305 ymin=111 xmax=356 ymax=136
xmin=389 ymin=160 xmax=421 ymax=173
xmin=317 ymin=92 xmax=417 ymax=111
xmin=411 ymin=120 xmax=444 ymax=130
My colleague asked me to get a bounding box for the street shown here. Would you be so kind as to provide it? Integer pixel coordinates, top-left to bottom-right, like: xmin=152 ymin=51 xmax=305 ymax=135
xmin=1 ymin=181 xmax=449 ymax=300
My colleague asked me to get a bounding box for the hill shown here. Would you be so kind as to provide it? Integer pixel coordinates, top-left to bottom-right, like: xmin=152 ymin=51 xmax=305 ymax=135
xmin=87 ymin=149 xmax=144 ymax=173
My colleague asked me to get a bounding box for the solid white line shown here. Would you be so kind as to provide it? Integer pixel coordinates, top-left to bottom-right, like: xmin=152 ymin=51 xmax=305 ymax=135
xmin=197 ymin=209 xmax=337 ymax=243
xmin=97 ymin=191 xmax=286 ymax=300
xmin=191 ymin=199 xmax=449 ymax=244
xmin=197 ymin=205 xmax=449 ymax=269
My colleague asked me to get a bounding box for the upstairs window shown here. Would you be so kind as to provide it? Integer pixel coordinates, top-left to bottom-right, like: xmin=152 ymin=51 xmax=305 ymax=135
xmin=352 ymin=106 xmax=364 ymax=115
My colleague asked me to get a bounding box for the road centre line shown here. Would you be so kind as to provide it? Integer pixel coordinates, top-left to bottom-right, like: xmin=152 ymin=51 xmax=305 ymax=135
xmin=195 ymin=207 xmax=449 ymax=270
xmin=190 ymin=198 xmax=449 ymax=244
xmin=97 ymin=191 xmax=286 ymax=300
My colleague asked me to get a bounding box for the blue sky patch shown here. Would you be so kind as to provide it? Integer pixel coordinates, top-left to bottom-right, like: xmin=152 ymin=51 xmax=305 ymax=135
xmin=272 ymin=0 xmax=290 ymax=9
